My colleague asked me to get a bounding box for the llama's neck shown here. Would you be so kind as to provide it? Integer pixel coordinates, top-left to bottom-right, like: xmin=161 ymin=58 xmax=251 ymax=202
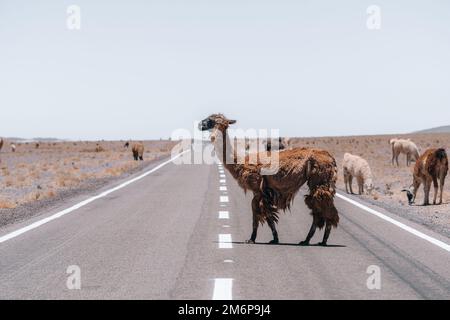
xmin=213 ymin=129 xmax=240 ymax=178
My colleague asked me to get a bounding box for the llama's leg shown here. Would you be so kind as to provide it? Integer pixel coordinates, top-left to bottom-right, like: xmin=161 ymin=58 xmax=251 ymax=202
xmin=245 ymin=212 xmax=258 ymax=244
xmin=299 ymin=215 xmax=318 ymax=246
xmin=432 ymin=177 xmax=438 ymax=205
xmin=439 ymin=173 xmax=445 ymax=205
xmin=412 ymin=177 xmax=421 ymax=204
xmin=357 ymin=176 xmax=364 ymax=195
xmin=348 ymin=175 xmax=354 ymax=194
xmin=245 ymin=196 xmax=260 ymax=244
xmin=344 ymin=173 xmax=349 ymax=194
xmin=267 ymin=217 xmax=279 ymax=244
xmin=318 ymin=221 xmax=332 ymax=246
xmin=423 ymin=179 xmax=431 ymax=206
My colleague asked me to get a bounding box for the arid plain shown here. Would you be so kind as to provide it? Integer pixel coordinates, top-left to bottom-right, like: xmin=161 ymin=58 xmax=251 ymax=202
xmin=1 ymin=134 xmax=449 ymax=237
xmin=0 ymin=140 xmax=176 ymax=210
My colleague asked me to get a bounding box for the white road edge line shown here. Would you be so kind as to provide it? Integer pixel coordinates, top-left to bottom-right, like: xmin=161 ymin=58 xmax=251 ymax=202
xmin=218 ymin=234 xmax=233 ymax=248
xmin=336 ymin=193 xmax=450 ymax=252
xmin=213 ymin=278 xmax=233 ymax=300
xmin=0 ymin=150 xmax=191 ymax=244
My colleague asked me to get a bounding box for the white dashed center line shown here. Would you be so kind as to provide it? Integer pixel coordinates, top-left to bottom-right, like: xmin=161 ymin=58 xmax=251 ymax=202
xmin=213 ymin=279 xmax=233 ymax=300
xmin=219 ymin=211 xmax=229 ymax=219
xmin=214 ymin=162 xmax=233 ymax=300
xmin=218 ymin=234 xmax=233 ymax=248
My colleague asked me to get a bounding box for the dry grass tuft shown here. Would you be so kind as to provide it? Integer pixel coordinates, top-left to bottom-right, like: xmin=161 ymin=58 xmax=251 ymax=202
xmin=0 ymin=199 xmax=17 ymax=209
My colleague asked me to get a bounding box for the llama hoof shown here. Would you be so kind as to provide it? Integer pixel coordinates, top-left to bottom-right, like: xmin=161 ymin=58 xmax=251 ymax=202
xmin=317 ymin=242 xmax=327 ymax=247
xmin=245 ymin=239 xmax=255 ymax=244
xmin=298 ymin=240 xmax=309 ymax=246
xmin=268 ymin=239 xmax=279 ymax=244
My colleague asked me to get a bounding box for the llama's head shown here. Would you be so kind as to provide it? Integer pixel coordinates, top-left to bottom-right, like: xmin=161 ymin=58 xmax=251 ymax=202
xmin=364 ymin=178 xmax=375 ymax=195
xmin=198 ymin=114 xmax=236 ymax=142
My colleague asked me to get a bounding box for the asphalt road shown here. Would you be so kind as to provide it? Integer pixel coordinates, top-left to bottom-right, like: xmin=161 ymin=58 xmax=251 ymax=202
xmin=0 ymin=152 xmax=449 ymax=299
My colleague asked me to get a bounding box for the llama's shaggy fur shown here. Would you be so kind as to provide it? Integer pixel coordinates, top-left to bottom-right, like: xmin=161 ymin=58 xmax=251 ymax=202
xmin=342 ymin=153 xmax=374 ymax=195
xmin=199 ymin=114 xmax=339 ymax=246
xmin=390 ymin=138 xmax=420 ymax=166
xmin=412 ymin=148 xmax=448 ymax=205
xmin=132 ymin=142 xmax=144 ymax=161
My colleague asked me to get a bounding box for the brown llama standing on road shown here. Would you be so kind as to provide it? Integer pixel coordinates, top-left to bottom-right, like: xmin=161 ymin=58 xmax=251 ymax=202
xmin=412 ymin=148 xmax=448 ymax=205
xmin=199 ymin=114 xmax=339 ymax=246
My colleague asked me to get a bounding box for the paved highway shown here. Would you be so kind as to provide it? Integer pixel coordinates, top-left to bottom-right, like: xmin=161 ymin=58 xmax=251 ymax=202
xmin=0 ymin=151 xmax=449 ymax=299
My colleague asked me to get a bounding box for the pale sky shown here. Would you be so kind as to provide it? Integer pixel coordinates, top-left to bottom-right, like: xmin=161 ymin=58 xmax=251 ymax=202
xmin=1 ymin=0 xmax=449 ymax=140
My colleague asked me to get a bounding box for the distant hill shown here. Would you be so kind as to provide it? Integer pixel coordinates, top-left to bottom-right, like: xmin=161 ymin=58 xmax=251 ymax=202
xmin=415 ymin=126 xmax=450 ymax=134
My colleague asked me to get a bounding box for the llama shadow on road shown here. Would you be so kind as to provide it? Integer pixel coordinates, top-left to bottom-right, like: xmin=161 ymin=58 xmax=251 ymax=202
xmin=227 ymin=241 xmax=346 ymax=248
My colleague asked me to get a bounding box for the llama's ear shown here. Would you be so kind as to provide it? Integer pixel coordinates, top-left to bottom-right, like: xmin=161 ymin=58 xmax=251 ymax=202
xmin=229 ymin=119 xmax=237 ymax=124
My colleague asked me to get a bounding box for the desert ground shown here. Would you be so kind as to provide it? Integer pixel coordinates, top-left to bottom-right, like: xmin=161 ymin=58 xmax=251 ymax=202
xmin=290 ymin=133 xmax=450 ymax=237
xmin=0 ymin=140 xmax=176 ymax=213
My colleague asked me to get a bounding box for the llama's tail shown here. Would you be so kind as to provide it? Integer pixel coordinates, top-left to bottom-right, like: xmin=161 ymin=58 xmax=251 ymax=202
xmin=305 ymin=185 xmax=339 ymax=229
xmin=435 ymin=148 xmax=447 ymax=161
xmin=304 ymin=154 xmax=339 ymax=229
